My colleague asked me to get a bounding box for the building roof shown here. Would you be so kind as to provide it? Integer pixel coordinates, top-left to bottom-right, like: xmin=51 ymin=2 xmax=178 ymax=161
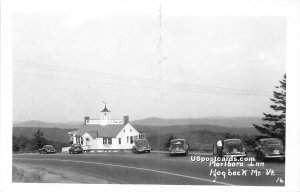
xmin=101 ymin=105 xmax=111 ymax=113
xmin=75 ymin=124 xmax=127 ymax=138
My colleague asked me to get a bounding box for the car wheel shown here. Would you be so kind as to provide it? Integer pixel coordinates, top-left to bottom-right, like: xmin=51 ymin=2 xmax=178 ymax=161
xmin=255 ymin=151 xmax=260 ymax=160
xmin=261 ymin=153 xmax=265 ymax=162
xmin=148 ymin=150 xmax=150 ymax=153
xmin=213 ymin=145 xmax=217 ymax=156
xmin=169 ymin=153 xmax=173 ymax=157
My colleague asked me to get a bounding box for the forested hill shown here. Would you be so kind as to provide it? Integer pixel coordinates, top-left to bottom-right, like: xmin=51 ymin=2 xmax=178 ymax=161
xmin=13 ymin=127 xmax=75 ymax=143
xmin=131 ymin=116 xmax=263 ymax=128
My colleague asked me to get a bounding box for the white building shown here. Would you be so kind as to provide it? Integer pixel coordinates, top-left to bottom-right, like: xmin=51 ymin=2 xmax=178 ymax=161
xmin=68 ymin=105 xmax=146 ymax=151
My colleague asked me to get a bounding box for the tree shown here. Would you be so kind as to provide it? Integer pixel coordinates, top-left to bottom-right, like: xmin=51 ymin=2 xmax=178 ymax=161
xmin=31 ymin=129 xmax=47 ymax=150
xmin=164 ymin=134 xmax=176 ymax=149
xmin=253 ymin=74 xmax=286 ymax=144
xmin=13 ymin=136 xmax=20 ymax=152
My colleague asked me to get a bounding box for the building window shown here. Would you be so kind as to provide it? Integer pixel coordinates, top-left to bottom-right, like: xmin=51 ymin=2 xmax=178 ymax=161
xmin=103 ymin=137 xmax=112 ymax=145
xmin=127 ymin=136 xmax=129 ymax=143
xmin=86 ymin=138 xmax=91 ymax=145
xmin=130 ymin=136 xmax=133 ymax=144
xmin=123 ymin=129 xmax=125 ymax=132
xmin=118 ymin=138 xmax=121 ymax=144
xmin=130 ymin=129 xmax=132 ymax=132
xmin=81 ymin=137 xmax=83 ymax=145
xmin=134 ymin=136 xmax=138 ymax=141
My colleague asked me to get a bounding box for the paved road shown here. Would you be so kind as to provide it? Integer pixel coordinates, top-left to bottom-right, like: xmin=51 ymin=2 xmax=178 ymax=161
xmin=13 ymin=152 xmax=285 ymax=185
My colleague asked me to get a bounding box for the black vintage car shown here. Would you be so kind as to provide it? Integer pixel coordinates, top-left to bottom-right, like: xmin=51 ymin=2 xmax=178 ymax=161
xmin=132 ymin=139 xmax=151 ymax=153
xmin=39 ymin=145 xmax=56 ymax=154
xmin=213 ymin=139 xmax=247 ymax=158
xmin=255 ymin=138 xmax=285 ymax=161
xmin=169 ymin=139 xmax=189 ymax=156
xmin=69 ymin=144 xmax=83 ymax=154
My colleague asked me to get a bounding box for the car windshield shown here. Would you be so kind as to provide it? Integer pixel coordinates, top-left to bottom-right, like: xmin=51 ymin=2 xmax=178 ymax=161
xmin=225 ymin=140 xmax=242 ymax=151
xmin=136 ymin=140 xmax=149 ymax=146
xmin=171 ymin=140 xmax=185 ymax=145
xmin=44 ymin=145 xmax=54 ymax=149
xmin=266 ymin=141 xmax=281 ymax=146
xmin=225 ymin=140 xmax=241 ymax=145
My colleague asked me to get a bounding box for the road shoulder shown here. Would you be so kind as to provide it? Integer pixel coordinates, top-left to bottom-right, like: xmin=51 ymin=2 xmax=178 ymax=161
xmin=13 ymin=163 xmax=111 ymax=184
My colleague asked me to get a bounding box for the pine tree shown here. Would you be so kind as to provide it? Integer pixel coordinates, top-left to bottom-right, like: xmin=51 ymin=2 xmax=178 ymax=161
xmin=32 ymin=129 xmax=47 ymax=150
xmin=253 ymin=74 xmax=286 ymax=144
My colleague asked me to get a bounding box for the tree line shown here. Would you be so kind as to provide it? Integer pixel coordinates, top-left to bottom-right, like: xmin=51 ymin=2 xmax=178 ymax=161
xmin=13 ymin=129 xmax=69 ymax=153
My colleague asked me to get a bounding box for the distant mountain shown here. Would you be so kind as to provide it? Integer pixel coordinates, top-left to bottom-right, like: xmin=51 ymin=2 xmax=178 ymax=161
xmin=131 ymin=116 xmax=263 ymax=128
xmin=13 ymin=120 xmax=82 ymax=129
xmin=13 ymin=117 xmax=263 ymax=147
xmin=14 ymin=116 xmax=263 ymax=129
xmin=134 ymin=124 xmax=260 ymax=136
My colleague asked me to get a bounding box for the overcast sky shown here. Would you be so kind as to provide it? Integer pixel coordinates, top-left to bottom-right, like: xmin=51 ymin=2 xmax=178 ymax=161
xmin=12 ymin=3 xmax=286 ymax=122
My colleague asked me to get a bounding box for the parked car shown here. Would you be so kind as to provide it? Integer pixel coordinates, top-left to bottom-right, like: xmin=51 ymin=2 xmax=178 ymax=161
xmin=132 ymin=139 xmax=151 ymax=153
xmin=213 ymin=139 xmax=247 ymax=158
xmin=69 ymin=144 xmax=83 ymax=154
xmin=169 ymin=139 xmax=189 ymax=156
xmin=39 ymin=145 xmax=56 ymax=154
xmin=255 ymin=138 xmax=285 ymax=161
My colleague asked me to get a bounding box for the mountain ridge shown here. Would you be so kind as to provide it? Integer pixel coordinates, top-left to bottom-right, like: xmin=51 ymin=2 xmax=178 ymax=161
xmin=13 ymin=116 xmax=263 ymax=129
xmin=131 ymin=116 xmax=263 ymax=128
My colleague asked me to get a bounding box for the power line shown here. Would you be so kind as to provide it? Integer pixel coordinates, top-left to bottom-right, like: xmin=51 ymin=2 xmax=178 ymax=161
xmin=15 ymin=59 xmax=268 ymax=93
xmin=14 ymin=59 xmax=270 ymax=97
xmin=14 ymin=75 xmax=263 ymax=108
xmin=14 ymin=69 xmax=270 ymax=97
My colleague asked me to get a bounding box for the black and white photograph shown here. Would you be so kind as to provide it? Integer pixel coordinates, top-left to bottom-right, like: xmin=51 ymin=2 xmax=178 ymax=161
xmin=1 ymin=0 xmax=300 ymax=191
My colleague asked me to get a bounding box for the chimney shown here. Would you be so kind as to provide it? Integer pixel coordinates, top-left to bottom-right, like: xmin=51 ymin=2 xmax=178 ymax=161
xmin=123 ymin=116 xmax=129 ymax=124
xmin=84 ymin=117 xmax=90 ymax=125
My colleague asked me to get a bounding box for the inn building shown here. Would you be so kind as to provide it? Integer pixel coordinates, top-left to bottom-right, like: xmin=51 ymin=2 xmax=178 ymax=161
xmin=67 ymin=104 xmax=146 ymax=151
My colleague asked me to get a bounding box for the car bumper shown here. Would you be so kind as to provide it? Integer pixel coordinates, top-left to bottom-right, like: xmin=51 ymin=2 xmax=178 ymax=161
xmin=265 ymin=154 xmax=285 ymax=158
xmin=223 ymin=154 xmax=247 ymax=158
xmin=137 ymin=148 xmax=150 ymax=152
xmin=169 ymin=150 xmax=186 ymax=154
xmin=46 ymin=151 xmax=56 ymax=153
xmin=70 ymin=150 xmax=83 ymax=153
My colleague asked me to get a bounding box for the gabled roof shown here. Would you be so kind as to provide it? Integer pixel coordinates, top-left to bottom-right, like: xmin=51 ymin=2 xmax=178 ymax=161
xmin=101 ymin=105 xmax=111 ymax=113
xmin=75 ymin=124 xmax=128 ymax=138
xmin=98 ymin=124 xmax=125 ymax=137
xmin=75 ymin=124 xmax=100 ymax=138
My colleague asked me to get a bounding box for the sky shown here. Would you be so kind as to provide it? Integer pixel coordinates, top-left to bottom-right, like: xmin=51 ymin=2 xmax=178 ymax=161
xmin=12 ymin=2 xmax=286 ymax=122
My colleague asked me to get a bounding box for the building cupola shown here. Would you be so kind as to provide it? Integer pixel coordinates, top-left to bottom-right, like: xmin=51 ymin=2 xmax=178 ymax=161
xmin=101 ymin=102 xmax=111 ymax=121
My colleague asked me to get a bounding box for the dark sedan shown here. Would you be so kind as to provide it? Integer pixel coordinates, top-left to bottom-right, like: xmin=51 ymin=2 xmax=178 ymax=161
xmin=69 ymin=144 xmax=83 ymax=154
xmin=132 ymin=139 xmax=151 ymax=153
xmin=169 ymin=139 xmax=189 ymax=156
xmin=39 ymin=145 xmax=56 ymax=154
xmin=255 ymin=138 xmax=285 ymax=161
xmin=214 ymin=139 xmax=247 ymax=158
